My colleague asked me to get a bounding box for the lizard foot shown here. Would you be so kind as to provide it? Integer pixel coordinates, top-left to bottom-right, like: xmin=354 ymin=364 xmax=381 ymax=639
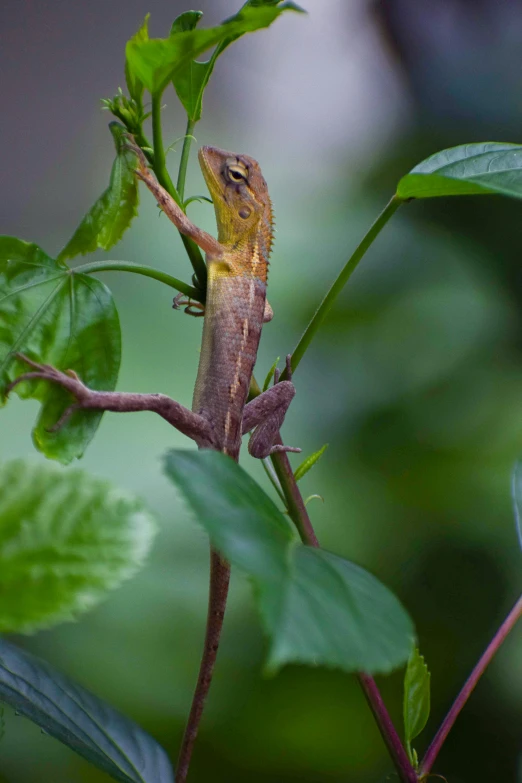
xmin=7 ymin=353 xmax=93 ymax=431
xmin=173 ymin=294 xmax=205 ymax=317
xmin=268 ymin=444 xmax=301 ymax=455
xmin=267 ymin=356 xmax=300 ymax=454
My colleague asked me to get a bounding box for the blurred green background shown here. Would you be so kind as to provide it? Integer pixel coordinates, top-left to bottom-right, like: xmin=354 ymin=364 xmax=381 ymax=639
xmin=2 ymin=1 xmax=522 ymax=780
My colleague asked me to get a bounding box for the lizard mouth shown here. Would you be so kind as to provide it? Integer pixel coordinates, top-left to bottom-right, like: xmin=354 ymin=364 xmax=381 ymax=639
xmin=198 ymin=146 xmax=226 ymax=199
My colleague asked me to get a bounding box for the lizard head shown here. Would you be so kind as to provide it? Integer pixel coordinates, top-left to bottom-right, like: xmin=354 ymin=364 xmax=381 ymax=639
xmin=198 ymin=146 xmax=273 ymax=256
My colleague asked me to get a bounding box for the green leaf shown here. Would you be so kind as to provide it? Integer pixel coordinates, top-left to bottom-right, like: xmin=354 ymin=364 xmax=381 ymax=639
xmin=171 ymin=55 xmax=211 ymax=123
xmin=171 ymin=2 xmax=304 ymax=122
xmin=164 ymin=449 xmax=414 ymax=674
xmin=304 ymin=494 xmax=323 ymax=506
xmin=164 ymin=449 xmax=293 ymax=581
xmin=397 ymin=142 xmax=522 ymax=200
xmin=125 ymin=15 xmax=150 ymax=106
xmin=57 ymin=123 xmax=139 ymax=262
xmin=170 ymin=10 xmax=203 ymax=34
xmin=0 ymin=237 xmax=121 ymax=463
xmin=403 ymin=646 xmax=431 ymax=767
xmin=261 ymin=546 xmax=414 ymax=674
xmin=126 ymin=3 xmax=305 ymax=97
xmin=0 ymin=638 xmax=173 ymax=783
xmin=0 ymin=459 xmax=156 ymax=633
xmin=294 ymin=443 xmax=328 ymax=482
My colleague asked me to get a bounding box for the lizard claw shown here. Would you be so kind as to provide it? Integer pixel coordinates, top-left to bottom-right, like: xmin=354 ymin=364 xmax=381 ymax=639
xmin=272 ymin=355 xmax=293 ymax=387
xmin=173 ymin=294 xmax=205 ymax=318
xmin=268 ymin=444 xmax=302 ymax=455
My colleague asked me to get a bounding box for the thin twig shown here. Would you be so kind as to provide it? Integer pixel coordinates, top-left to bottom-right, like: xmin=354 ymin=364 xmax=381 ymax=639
xmin=419 ymin=594 xmax=522 ymax=779
xmin=74 ymin=260 xmax=201 ymax=300
xmin=177 ymin=118 xmax=196 ymax=203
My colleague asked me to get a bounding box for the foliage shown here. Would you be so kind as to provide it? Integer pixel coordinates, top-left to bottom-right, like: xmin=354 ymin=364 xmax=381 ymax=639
xmin=0 ymin=638 xmax=173 ymax=783
xmin=403 ymin=647 xmax=431 ymax=768
xmin=57 ymin=123 xmax=139 ymax=262
xmin=294 ymin=443 xmax=328 ymax=482
xmin=0 ymin=237 xmax=120 ymax=462
xmin=0 ymin=459 xmax=156 ymax=633
xmin=1 ymin=2 xmax=522 ymax=782
xmin=125 ymin=2 xmax=304 ymax=97
xmin=397 ymin=142 xmax=522 ymax=200
xmin=164 ymin=449 xmax=414 ymax=674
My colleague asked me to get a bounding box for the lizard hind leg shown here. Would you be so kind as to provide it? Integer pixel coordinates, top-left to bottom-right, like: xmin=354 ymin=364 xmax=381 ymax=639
xmin=243 ymin=356 xmax=300 ymax=459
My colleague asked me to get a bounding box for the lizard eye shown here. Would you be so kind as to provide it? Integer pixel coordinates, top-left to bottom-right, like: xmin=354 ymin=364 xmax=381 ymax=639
xmin=227 ymin=164 xmax=248 ymax=182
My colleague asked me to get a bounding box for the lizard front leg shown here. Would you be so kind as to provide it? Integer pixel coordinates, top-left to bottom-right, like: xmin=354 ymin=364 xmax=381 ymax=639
xmin=242 ymin=356 xmax=300 ymax=458
xmin=7 ymin=354 xmax=214 ymax=447
xmin=173 ymin=295 xmax=273 ymax=324
xmin=127 ymin=138 xmax=224 ymax=258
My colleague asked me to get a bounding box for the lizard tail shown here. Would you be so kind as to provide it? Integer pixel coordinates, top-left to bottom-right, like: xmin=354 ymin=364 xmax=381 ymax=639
xmin=176 ymin=548 xmax=230 ymax=782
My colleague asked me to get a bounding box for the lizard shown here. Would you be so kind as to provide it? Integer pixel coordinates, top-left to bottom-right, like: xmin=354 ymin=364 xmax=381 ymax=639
xmin=8 ymin=140 xmax=299 ymax=782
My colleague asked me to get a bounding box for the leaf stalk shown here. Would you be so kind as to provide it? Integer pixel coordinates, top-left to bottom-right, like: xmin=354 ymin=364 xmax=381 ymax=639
xmin=283 ymin=194 xmax=404 ymax=378
xmin=419 ymin=593 xmax=522 ymax=779
xmin=150 ymin=94 xmax=207 ymax=289
xmin=74 ymin=260 xmax=202 ymax=300
xmin=177 ymin=119 xmax=196 ymax=203
xmin=255 ymin=378 xmax=417 ymax=783
xmin=151 ymin=93 xmax=178 ymax=199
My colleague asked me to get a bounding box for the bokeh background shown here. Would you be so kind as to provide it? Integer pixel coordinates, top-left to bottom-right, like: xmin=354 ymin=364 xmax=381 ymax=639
xmin=2 ymin=0 xmax=522 ymax=780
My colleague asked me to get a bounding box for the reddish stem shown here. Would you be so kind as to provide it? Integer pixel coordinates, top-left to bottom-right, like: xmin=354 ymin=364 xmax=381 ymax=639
xmin=176 ymin=550 xmax=230 ymax=783
xmin=359 ymin=674 xmax=419 ymax=783
xmin=271 ymin=446 xmax=418 ymax=783
xmin=270 ymin=439 xmax=320 ymax=546
xmin=419 ymin=594 xmax=522 ymax=778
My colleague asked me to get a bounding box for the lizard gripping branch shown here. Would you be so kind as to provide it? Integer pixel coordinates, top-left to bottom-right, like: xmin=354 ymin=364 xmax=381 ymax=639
xmin=8 ymin=139 xmax=298 ymax=781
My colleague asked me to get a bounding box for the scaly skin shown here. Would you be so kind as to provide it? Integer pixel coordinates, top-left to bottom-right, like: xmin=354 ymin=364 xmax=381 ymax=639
xmin=8 ymin=139 xmax=299 ymax=783
xmin=193 ymin=146 xmax=273 ymax=459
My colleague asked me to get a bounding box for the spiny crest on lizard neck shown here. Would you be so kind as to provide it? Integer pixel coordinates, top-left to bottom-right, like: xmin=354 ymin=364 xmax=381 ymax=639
xmin=198 ymin=145 xmax=274 ymax=268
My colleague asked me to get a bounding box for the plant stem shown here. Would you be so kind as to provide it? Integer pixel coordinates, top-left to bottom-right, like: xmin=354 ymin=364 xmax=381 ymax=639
xmin=270 ymin=442 xmax=319 ymax=547
xmin=359 ymin=674 xmax=419 ymax=783
xmin=74 ymin=260 xmax=202 ymax=300
xmin=260 ymin=457 xmax=286 ymax=504
xmin=177 ymin=118 xmax=196 ymax=203
xmin=133 ymin=127 xmax=155 ymax=166
xmin=151 ymin=93 xmax=178 ymax=200
xmin=419 ymin=593 xmax=522 ymax=779
xmin=150 ymin=96 xmax=207 ymax=290
xmin=248 ymin=375 xmax=319 ymax=542
xmin=283 ymin=194 xmax=404 ymax=379
xmin=266 ymin=419 xmax=417 ymax=783
xmin=181 ymin=238 xmax=208 ymax=294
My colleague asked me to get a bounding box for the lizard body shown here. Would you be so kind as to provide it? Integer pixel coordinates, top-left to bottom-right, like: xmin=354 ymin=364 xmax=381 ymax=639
xmin=178 ymin=148 xmax=286 ymax=779
xmin=9 ymin=141 xmax=297 ymax=783
xmin=193 ymin=146 xmax=273 ymax=460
